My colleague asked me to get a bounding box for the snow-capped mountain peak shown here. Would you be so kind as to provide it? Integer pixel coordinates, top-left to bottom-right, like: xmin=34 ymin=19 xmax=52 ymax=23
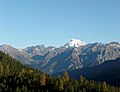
xmin=64 ymin=39 xmax=87 ymax=48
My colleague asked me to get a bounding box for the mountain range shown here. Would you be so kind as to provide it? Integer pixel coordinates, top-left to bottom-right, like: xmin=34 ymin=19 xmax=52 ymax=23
xmin=0 ymin=50 xmax=119 ymax=91
xmin=0 ymin=39 xmax=120 ymax=74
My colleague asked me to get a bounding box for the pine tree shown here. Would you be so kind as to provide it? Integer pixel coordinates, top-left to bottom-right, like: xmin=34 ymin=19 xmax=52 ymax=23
xmin=5 ymin=65 xmax=9 ymax=76
xmin=15 ymin=87 xmax=21 ymax=92
xmin=21 ymin=85 xmax=27 ymax=92
xmin=0 ymin=62 xmax=3 ymax=76
xmin=83 ymin=88 xmax=86 ymax=92
xmin=97 ymin=83 xmax=101 ymax=92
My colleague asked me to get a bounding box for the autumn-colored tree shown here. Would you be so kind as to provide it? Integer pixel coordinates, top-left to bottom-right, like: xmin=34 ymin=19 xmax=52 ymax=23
xmin=40 ymin=74 xmax=46 ymax=86
xmin=28 ymin=69 xmax=34 ymax=76
xmin=0 ymin=51 xmax=119 ymax=92
xmin=58 ymin=78 xmax=64 ymax=91
xmin=63 ymin=71 xmax=69 ymax=81
xmin=101 ymin=81 xmax=108 ymax=92
xmin=79 ymin=75 xmax=84 ymax=83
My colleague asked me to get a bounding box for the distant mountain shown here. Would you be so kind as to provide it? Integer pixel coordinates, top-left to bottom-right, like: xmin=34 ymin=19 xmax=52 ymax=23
xmin=20 ymin=45 xmax=55 ymax=56
xmin=58 ymin=58 xmax=120 ymax=86
xmin=0 ymin=44 xmax=34 ymax=65
xmin=0 ymin=44 xmax=55 ymax=65
xmin=0 ymin=39 xmax=120 ymax=74
xmin=22 ymin=45 xmax=46 ymax=56
xmin=36 ymin=41 xmax=120 ymax=74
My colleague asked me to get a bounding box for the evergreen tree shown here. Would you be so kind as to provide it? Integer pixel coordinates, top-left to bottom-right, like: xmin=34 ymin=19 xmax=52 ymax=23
xmin=0 ymin=51 xmax=119 ymax=92
xmin=15 ymin=87 xmax=21 ymax=92
xmin=83 ymin=88 xmax=86 ymax=92
xmin=21 ymin=85 xmax=27 ymax=92
xmin=5 ymin=65 xmax=9 ymax=76
xmin=97 ymin=83 xmax=101 ymax=92
xmin=0 ymin=62 xmax=3 ymax=76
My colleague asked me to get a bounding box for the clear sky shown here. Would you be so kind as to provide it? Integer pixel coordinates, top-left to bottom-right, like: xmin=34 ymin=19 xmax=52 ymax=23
xmin=0 ymin=0 xmax=120 ymax=48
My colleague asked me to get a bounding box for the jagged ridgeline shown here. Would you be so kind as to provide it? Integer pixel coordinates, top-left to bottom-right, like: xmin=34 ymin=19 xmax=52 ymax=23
xmin=1 ymin=41 xmax=120 ymax=75
xmin=0 ymin=51 xmax=120 ymax=92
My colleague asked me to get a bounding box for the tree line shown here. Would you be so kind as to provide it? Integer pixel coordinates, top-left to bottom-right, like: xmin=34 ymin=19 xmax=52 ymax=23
xmin=0 ymin=51 xmax=120 ymax=92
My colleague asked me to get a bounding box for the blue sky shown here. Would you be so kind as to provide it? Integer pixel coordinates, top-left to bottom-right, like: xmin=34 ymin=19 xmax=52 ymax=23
xmin=0 ymin=0 xmax=120 ymax=48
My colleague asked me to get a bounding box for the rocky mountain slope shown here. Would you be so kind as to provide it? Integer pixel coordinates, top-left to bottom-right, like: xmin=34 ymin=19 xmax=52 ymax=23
xmin=0 ymin=39 xmax=120 ymax=74
xmin=58 ymin=58 xmax=120 ymax=86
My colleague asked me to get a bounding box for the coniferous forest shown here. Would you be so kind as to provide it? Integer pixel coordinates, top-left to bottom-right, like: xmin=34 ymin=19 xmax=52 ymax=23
xmin=0 ymin=51 xmax=120 ymax=92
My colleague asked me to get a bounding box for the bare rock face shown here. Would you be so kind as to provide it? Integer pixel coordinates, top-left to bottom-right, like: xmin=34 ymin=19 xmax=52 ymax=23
xmin=35 ymin=41 xmax=120 ymax=74
xmin=0 ymin=44 xmax=33 ymax=64
xmin=0 ymin=40 xmax=120 ymax=74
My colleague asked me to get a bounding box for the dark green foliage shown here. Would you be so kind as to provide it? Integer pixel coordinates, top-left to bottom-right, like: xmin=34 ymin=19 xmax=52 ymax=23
xmin=0 ymin=51 xmax=120 ymax=92
xmin=62 ymin=58 xmax=120 ymax=86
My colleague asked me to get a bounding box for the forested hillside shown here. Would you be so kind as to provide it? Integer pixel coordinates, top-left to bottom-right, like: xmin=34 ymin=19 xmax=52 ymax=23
xmin=0 ymin=51 xmax=120 ymax=92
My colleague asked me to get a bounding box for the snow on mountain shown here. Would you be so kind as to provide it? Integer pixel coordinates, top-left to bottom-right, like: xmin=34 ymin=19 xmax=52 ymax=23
xmin=64 ymin=39 xmax=87 ymax=48
xmin=1 ymin=40 xmax=120 ymax=74
xmin=18 ymin=48 xmax=24 ymax=52
xmin=108 ymin=42 xmax=120 ymax=48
